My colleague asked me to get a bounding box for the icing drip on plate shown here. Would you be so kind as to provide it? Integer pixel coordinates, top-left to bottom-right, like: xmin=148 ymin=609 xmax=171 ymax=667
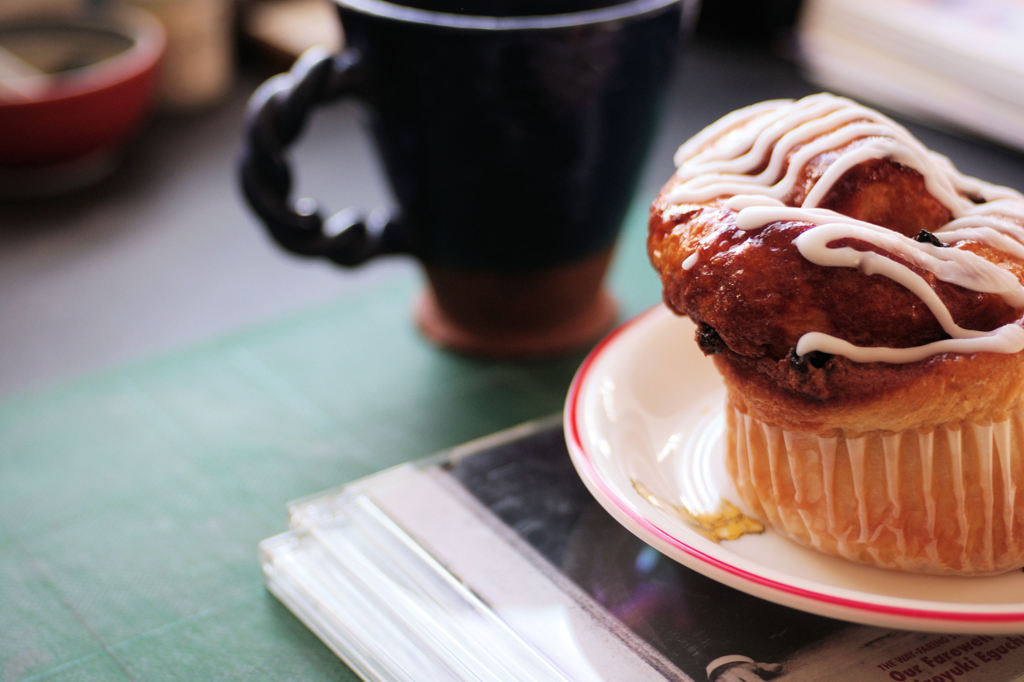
xmin=665 ymin=93 xmax=1024 ymax=364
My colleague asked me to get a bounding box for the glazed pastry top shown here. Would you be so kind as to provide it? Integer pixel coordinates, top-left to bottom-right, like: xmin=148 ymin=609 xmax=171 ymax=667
xmin=649 ymin=93 xmax=1024 ymax=414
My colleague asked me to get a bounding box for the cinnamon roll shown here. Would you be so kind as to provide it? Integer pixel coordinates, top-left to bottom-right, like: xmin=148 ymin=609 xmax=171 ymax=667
xmin=649 ymin=93 xmax=1024 ymax=575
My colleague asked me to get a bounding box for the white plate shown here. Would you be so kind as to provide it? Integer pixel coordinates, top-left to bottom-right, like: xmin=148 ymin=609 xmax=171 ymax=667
xmin=564 ymin=305 xmax=1024 ymax=633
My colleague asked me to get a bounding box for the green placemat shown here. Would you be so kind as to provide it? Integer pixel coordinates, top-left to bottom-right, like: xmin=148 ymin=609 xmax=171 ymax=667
xmin=0 ymin=203 xmax=662 ymax=680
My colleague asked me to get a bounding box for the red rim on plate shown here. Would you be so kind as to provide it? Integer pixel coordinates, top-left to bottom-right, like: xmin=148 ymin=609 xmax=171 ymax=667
xmin=564 ymin=306 xmax=1024 ymax=628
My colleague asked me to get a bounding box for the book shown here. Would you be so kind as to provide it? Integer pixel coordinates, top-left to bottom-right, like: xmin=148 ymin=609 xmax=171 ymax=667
xmin=260 ymin=417 xmax=1024 ymax=681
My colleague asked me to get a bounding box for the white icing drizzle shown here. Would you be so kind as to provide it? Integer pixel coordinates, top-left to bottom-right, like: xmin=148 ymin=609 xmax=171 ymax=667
xmin=666 ymin=93 xmax=1024 ymax=363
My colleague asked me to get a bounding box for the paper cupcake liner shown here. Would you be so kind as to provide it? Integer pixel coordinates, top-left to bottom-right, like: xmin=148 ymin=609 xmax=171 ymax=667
xmin=725 ymin=402 xmax=1024 ymax=575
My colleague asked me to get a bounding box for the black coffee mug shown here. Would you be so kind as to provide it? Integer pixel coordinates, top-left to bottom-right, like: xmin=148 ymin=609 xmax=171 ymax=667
xmin=240 ymin=0 xmax=691 ymax=355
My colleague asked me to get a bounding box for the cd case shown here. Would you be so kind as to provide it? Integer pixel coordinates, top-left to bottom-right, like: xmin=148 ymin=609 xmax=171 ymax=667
xmin=260 ymin=417 xmax=1024 ymax=681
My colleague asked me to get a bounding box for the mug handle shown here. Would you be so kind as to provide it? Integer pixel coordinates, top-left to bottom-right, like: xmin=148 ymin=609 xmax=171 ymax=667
xmin=239 ymin=47 xmax=403 ymax=266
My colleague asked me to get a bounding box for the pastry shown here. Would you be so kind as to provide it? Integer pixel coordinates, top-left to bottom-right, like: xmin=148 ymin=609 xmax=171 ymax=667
xmin=648 ymin=93 xmax=1024 ymax=574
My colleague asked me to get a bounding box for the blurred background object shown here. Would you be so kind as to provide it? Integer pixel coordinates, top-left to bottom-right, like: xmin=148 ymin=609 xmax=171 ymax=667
xmin=798 ymin=0 xmax=1024 ymax=151
xmin=0 ymin=0 xmax=80 ymax=23
xmin=0 ymin=3 xmax=165 ymax=196
xmin=240 ymin=0 xmax=342 ymax=67
xmin=0 ymin=0 xmax=394 ymax=396
xmin=126 ymin=0 xmax=236 ymax=112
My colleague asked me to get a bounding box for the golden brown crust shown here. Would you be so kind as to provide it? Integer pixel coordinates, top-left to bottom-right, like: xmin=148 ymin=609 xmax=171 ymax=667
xmin=715 ymin=349 xmax=1024 ymax=434
xmin=648 ymin=121 xmax=1024 ymax=426
xmin=651 ymin=206 xmax=1017 ymax=360
xmin=656 ymin=96 xmax=1024 ymax=573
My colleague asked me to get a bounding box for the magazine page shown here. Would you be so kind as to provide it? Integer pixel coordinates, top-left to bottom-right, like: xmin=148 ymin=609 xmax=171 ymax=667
xmin=435 ymin=423 xmax=1024 ymax=682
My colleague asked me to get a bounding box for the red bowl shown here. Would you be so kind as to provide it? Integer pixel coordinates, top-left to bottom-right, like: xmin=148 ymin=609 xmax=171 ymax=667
xmin=0 ymin=7 xmax=166 ymax=167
